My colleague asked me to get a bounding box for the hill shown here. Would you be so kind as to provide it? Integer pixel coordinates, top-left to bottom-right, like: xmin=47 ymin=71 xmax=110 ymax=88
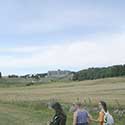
xmin=73 ymin=64 xmax=125 ymax=81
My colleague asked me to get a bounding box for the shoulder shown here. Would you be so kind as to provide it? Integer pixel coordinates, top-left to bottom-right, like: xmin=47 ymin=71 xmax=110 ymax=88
xmin=83 ymin=109 xmax=90 ymax=117
xmin=84 ymin=109 xmax=89 ymax=113
xmin=82 ymin=109 xmax=89 ymax=114
xmin=99 ymin=111 xmax=104 ymax=114
xmin=99 ymin=111 xmax=105 ymax=117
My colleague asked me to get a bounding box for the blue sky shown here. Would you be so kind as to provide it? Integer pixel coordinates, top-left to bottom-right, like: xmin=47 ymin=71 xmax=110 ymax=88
xmin=0 ymin=0 xmax=125 ymax=75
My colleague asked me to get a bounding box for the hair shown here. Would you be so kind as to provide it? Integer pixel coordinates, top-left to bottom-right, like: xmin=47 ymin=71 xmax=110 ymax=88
xmin=100 ymin=101 xmax=107 ymax=112
xmin=51 ymin=102 xmax=63 ymax=113
xmin=76 ymin=102 xmax=82 ymax=107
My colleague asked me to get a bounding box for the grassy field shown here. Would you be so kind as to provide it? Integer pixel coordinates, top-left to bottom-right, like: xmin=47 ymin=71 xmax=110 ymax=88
xmin=0 ymin=77 xmax=125 ymax=125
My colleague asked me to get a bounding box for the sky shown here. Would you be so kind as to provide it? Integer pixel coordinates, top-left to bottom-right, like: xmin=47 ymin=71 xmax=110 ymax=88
xmin=0 ymin=0 xmax=125 ymax=75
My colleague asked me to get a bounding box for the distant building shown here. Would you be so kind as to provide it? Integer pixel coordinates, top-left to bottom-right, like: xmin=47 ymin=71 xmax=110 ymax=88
xmin=47 ymin=69 xmax=71 ymax=77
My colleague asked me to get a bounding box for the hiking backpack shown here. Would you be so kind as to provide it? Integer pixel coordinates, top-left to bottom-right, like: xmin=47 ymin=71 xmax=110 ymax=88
xmin=104 ymin=111 xmax=114 ymax=125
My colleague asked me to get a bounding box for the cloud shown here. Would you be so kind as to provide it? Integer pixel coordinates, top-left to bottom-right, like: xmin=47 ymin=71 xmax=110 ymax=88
xmin=0 ymin=32 xmax=125 ymax=72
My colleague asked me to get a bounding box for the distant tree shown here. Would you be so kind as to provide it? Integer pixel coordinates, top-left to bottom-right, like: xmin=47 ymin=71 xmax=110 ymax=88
xmin=8 ymin=75 xmax=18 ymax=78
xmin=73 ymin=64 xmax=125 ymax=81
xmin=0 ymin=72 xmax=2 ymax=78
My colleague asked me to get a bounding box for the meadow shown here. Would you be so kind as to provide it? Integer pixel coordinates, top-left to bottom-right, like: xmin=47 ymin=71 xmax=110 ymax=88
xmin=0 ymin=77 xmax=125 ymax=125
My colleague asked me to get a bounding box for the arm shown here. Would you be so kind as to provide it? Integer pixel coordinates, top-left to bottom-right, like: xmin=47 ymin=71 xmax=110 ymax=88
xmin=95 ymin=112 xmax=104 ymax=125
xmin=59 ymin=114 xmax=66 ymax=125
xmin=91 ymin=119 xmax=98 ymax=122
xmin=87 ymin=113 xmax=93 ymax=123
xmin=73 ymin=112 xmax=77 ymax=125
xmin=88 ymin=113 xmax=98 ymax=122
xmin=87 ymin=112 xmax=98 ymax=123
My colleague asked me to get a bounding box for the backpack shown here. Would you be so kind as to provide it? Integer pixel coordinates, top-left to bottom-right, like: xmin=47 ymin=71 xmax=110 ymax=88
xmin=50 ymin=113 xmax=66 ymax=125
xmin=104 ymin=111 xmax=114 ymax=125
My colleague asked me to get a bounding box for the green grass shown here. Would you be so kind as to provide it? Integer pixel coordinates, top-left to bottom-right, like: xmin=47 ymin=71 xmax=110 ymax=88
xmin=0 ymin=77 xmax=125 ymax=124
xmin=0 ymin=102 xmax=52 ymax=125
xmin=0 ymin=101 xmax=124 ymax=125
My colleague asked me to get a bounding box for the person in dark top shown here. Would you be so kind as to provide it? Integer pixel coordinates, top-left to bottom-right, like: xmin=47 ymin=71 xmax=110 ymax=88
xmin=49 ymin=102 xmax=67 ymax=125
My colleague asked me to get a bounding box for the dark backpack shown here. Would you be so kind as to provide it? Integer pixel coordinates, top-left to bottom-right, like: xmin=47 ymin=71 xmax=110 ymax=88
xmin=50 ymin=113 xmax=66 ymax=125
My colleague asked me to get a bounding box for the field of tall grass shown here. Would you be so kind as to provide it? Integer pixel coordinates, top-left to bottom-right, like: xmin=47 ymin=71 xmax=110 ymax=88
xmin=0 ymin=77 xmax=125 ymax=124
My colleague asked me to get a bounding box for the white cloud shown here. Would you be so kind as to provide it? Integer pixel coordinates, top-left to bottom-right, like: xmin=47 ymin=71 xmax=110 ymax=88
xmin=0 ymin=32 xmax=125 ymax=72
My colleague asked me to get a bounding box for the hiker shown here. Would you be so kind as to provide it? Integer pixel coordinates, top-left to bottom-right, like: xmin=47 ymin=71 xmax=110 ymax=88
xmin=49 ymin=102 xmax=67 ymax=125
xmin=73 ymin=102 xmax=92 ymax=125
xmin=94 ymin=101 xmax=114 ymax=125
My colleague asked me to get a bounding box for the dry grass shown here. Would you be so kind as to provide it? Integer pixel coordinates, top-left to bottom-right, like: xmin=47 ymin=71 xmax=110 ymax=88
xmin=0 ymin=77 xmax=125 ymax=105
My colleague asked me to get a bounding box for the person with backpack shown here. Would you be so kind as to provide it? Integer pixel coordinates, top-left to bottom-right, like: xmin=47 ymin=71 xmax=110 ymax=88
xmin=49 ymin=102 xmax=67 ymax=125
xmin=73 ymin=102 xmax=92 ymax=125
xmin=95 ymin=101 xmax=114 ymax=125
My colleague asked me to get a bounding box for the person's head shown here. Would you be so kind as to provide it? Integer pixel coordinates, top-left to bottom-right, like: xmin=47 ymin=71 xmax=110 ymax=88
xmin=99 ymin=101 xmax=107 ymax=112
xmin=51 ymin=102 xmax=63 ymax=113
xmin=75 ymin=102 xmax=83 ymax=109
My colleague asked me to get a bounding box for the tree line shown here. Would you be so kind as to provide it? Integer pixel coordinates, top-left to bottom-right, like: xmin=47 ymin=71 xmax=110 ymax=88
xmin=73 ymin=64 xmax=125 ymax=81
